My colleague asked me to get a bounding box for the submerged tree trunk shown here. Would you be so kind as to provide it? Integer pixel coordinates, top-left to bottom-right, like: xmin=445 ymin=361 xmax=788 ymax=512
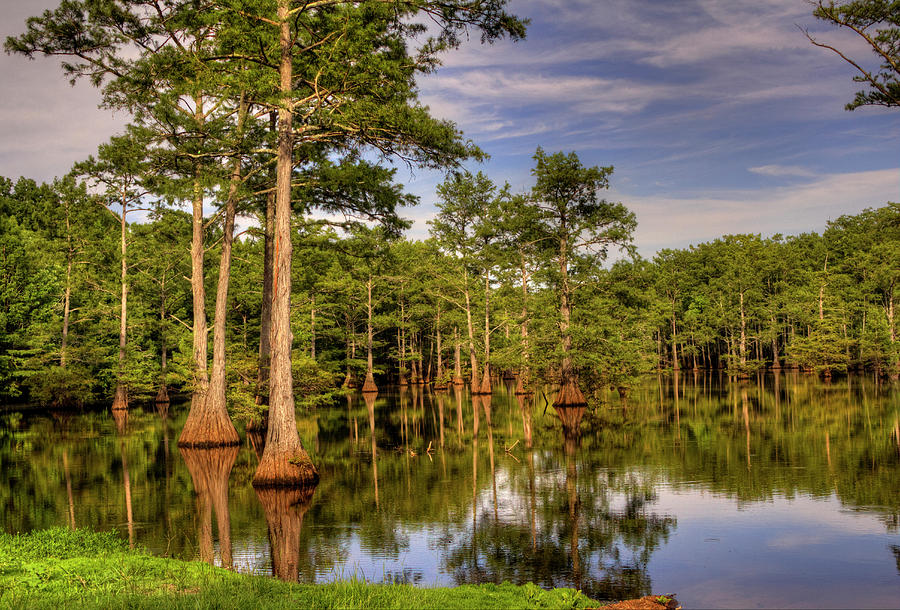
xmin=453 ymin=326 xmax=464 ymax=385
xmin=253 ymin=5 xmax=318 ymax=487
xmin=555 ymin=232 xmax=585 ymax=407
xmin=516 ymin=258 xmax=531 ymax=395
xmin=111 ymin=195 xmax=129 ymax=411
xmin=189 ymin=168 xmax=210 ymax=413
xmin=61 ymin=201 xmax=74 ymax=369
xmin=434 ymin=305 xmax=446 ymax=389
xmin=156 ymin=291 xmax=170 ymax=404
xmin=180 ymin=121 xmax=245 ymax=447
xmin=477 ymin=271 xmax=492 ymax=395
xmin=362 ymin=275 xmax=377 ymax=393
xmin=464 ymin=268 xmax=480 ymax=389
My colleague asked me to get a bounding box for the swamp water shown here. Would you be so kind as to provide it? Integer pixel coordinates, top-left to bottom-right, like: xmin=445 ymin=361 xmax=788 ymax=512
xmin=1 ymin=373 xmax=898 ymax=608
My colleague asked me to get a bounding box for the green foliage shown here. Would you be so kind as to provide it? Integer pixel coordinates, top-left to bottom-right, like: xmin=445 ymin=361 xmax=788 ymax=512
xmin=809 ymin=0 xmax=900 ymax=109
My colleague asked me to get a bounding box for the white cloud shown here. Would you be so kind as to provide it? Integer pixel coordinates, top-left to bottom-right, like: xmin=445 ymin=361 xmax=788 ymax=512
xmin=625 ymin=168 xmax=900 ymax=254
xmin=748 ymin=164 xmax=817 ymax=178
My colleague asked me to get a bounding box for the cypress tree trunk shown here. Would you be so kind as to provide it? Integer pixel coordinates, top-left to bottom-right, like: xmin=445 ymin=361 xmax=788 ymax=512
xmin=255 ymin=114 xmax=277 ymax=409
xmin=363 ymin=276 xmax=377 ymax=392
xmin=453 ymin=326 xmax=464 ymax=385
xmin=181 ymin=117 xmax=244 ymax=447
xmin=555 ymin=231 xmax=586 ymax=408
xmin=253 ymin=3 xmax=318 ymax=487
xmin=464 ymin=268 xmax=480 ymax=389
xmin=111 ymin=196 xmax=129 ymax=411
xmin=61 ymin=200 xmax=73 ymax=369
xmin=478 ymin=271 xmax=492 ymax=395
xmin=190 ymin=167 xmax=209 ymax=413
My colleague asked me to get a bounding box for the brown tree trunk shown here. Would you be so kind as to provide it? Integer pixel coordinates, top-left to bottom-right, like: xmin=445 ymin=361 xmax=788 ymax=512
xmin=156 ymin=290 xmax=170 ymax=404
xmin=61 ymin=207 xmax=73 ymax=368
xmin=517 ymin=258 xmax=531 ymax=394
xmin=310 ymin=294 xmax=316 ymax=360
xmin=256 ymin=123 xmax=277 ymax=408
xmin=555 ymin=232 xmax=585 ymax=407
xmin=111 ymin=197 xmax=129 ymax=411
xmin=190 ymin=171 xmax=209 ymax=412
xmin=180 ymin=124 xmax=245 ymax=447
xmin=464 ymin=269 xmax=480 ymax=389
xmin=453 ymin=326 xmax=464 ymax=385
xmin=362 ymin=276 xmax=377 ymax=393
xmin=478 ymin=271 xmax=492 ymax=395
xmin=435 ymin=306 xmax=446 ymax=389
xmin=253 ymin=5 xmax=318 ymax=487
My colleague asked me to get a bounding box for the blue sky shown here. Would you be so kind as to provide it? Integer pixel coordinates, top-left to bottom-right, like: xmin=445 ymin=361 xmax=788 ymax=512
xmin=1 ymin=0 xmax=897 ymax=256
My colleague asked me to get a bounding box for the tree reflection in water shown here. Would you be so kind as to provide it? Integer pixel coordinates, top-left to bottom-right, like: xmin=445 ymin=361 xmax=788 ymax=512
xmin=256 ymin=485 xmax=317 ymax=582
xmin=180 ymin=446 xmax=239 ymax=568
xmin=442 ymin=400 xmax=676 ymax=602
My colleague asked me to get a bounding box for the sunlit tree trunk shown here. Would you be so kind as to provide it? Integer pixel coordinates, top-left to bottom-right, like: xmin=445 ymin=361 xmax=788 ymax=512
xmin=253 ymin=2 xmax=318 ymax=487
xmin=111 ymin=193 xmax=129 ymax=411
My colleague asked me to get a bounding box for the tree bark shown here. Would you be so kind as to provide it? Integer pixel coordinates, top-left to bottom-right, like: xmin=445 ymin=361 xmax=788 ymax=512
xmin=180 ymin=116 xmax=245 ymax=447
xmin=255 ymin=114 xmax=277 ymax=408
xmin=362 ymin=275 xmax=377 ymax=392
xmin=477 ymin=271 xmax=492 ymax=395
xmin=453 ymin=326 xmax=464 ymax=385
xmin=111 ymin=195 xmax=129 ymax=411
xmin=253 ymin=3 xmax=318 ymax=487
xmin=464 ymin=268 xmax=480 ymax=389
xmin=555 ymin=230 xmax=586 ymax=407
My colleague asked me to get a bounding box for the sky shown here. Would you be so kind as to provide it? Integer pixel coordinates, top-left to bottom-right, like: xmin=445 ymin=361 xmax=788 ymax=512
xmin=1 ymin=0 xmax=897 ymax=256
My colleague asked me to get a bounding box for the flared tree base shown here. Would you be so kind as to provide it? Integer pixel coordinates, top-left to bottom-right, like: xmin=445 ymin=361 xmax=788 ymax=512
xmin=554 ymin=378 xmax=587 ymax=407
xmin=155 ymin=384 xmax=170 ymax=404
xmin=178 ymin=392 xmax=241 ymax=448
xmin=111 ymin=384 xmax=128 ymax=411
xmin=252 ymin=448 xmax=320 ymax=488
xmin=362 ymin=372 xmax=378 ymax=393
xmin=452 ymin=377 xmax=465 ymax=386
xmin=514 ymin=375 xmax=533 ymax=396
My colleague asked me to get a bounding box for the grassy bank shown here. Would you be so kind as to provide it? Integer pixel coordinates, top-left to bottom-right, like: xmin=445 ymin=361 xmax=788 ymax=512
xmin=0 ymin=529 xmax=599 ymax=609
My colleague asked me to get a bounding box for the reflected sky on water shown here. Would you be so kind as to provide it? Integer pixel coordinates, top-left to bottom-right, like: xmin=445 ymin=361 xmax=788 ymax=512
xmin=1 ymin=373 xmax=898 ymax=608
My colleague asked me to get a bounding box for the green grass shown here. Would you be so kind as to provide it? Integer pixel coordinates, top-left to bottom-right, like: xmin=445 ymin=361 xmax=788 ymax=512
xmin=0 ymin=529 xmax=600 ymax=609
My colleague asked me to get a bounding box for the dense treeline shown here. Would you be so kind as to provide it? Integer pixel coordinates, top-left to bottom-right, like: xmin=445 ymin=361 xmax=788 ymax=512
xmin=2 ymin=1 xmax=898 ymax=488
xmin=3 ymin=170 xmax=897 ymax=413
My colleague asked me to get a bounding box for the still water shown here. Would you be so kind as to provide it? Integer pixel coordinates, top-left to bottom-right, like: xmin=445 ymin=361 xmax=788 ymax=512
xmin=1 ymin=373 xmax=898 ymax=608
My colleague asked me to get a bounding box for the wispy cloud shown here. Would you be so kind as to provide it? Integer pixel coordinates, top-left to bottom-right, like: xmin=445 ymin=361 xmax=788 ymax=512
xmin=626 ymin=168 xmax=899 ymax=254
xmin=748 ymin=164 xmax=817 ymax=178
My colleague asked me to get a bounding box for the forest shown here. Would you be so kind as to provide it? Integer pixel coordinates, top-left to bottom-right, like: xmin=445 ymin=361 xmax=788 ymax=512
xmin=0 ymin=0 xmax=898 ymax=492
xmin=3 ymin=170 xmax=898 ymax=407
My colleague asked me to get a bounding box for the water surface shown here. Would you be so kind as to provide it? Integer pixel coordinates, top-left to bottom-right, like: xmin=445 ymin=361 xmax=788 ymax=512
xmin=2 ymin=373 xmax=898 ymax=608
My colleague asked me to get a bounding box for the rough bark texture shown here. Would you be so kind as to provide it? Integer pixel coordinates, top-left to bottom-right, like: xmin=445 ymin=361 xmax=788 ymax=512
xmin=180 ymin=446 xmax=239 ymax=568
xmin=180 ymin=148 xmax=243 ymax=448
xmin=190 ymin=173 xmax=209 ymax=409
xmin=111 ymin=198 xmax=129 ymax=411
xmin=554 ymin=232 xmax=586 ymax=408
xmin=476 ymin=273 xmax=492 ymax=395
xmin=256 ymin=170 xmax=276 ymax=407
xmin=362 ymin=276 xmax=378 ymax=393
xmin=255 ymin=485 xmax=317 ymax=581
xmin=453 ymin=327 xmax=464 ymax=385
xmin=252 ymin=4 xmax=318 ymax=488
xmin=464 ymin=270 xmax=480 ymax=389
